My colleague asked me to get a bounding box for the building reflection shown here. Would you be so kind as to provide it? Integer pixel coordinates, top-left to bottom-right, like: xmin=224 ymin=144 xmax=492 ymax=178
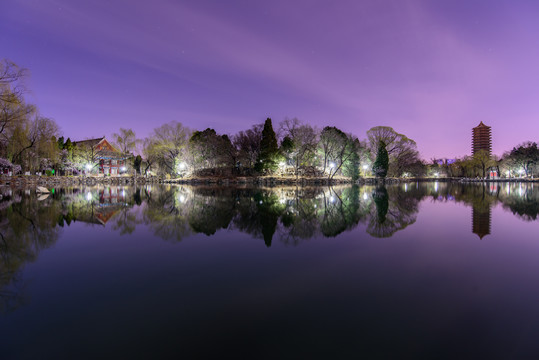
xmin=74 ymin=187 xmax=130 ymax=226
xmin=472 ymin=206 xmax=491 ymax=239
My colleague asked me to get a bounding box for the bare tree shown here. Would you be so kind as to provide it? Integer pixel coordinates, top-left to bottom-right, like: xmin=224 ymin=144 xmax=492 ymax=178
xmin=367 ymin=126 xmax=420 ymax=177
xmin=8 ymin=116 xmax=59 ymax=171
xmin=233 ymin=124 xmax=262 ymax=171
xmin=112 ymin=128 xmax=138 ymax=154
xmin=146 ymin=121 xmax=190 ymax=174
xmin=0 ymin=60 xmax=34 ymax=156
xmin=280 ymin=118 xmax=318 ymax=179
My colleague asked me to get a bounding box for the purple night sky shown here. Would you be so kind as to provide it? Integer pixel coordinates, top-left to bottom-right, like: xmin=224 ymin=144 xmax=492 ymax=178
xmin=2 ymin=0 xmax=539 ymax=159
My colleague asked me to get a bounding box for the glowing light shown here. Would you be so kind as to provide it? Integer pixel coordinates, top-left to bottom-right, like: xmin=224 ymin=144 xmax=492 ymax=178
xmin=179 ymin=162 xmax=186 ymax=170
xmin=329 ymin=162 xmax=335 ymax=169
xmin=121 ymin=166 xmax=127 ymax=172
xmin=279 ymin=162 xmax=285 ymax=167
xmin=85 ymin=164 xmax=92 ymax=171
xmin=86 ymin=192 xmax=92 ymax=201
xmin=330 ymin=196 xmax=335 ymax=203
xmin=362 ymin=164 xmax=368 ymax=170
xmin=363 ymin=193 xmax=368 ymax=200
xmin=179 ymin=195 xmax=186 ymax=203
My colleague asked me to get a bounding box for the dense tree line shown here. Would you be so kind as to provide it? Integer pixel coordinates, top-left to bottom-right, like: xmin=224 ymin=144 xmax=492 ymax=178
xmin=138 ymin=118 xmax=424 ymax=180
xmin=2 ymin=59 xmax=539 ymax=179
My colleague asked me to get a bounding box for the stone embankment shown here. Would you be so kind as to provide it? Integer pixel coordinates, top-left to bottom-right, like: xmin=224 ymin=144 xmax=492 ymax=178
xmin=2 ymin=175 xmax=538 ymax=189
xmin=0 ymin=175 xmax=160 ymax=188
xmin=162 ymin=176 xmax=355 ymax=186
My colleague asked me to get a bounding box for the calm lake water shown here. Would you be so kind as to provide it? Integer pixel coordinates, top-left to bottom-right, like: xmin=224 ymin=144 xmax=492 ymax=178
xmin=1 ymin=182 xmax=539 ymax=359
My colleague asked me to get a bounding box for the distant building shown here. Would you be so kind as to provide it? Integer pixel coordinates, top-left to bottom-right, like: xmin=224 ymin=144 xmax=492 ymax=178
xmin=72 ymin=137 xmax=128 ymax=176
xmin=472 ymin=122 xmax=498 ymax=178
xmin=472 ymin=121 xmax=492 ymax=155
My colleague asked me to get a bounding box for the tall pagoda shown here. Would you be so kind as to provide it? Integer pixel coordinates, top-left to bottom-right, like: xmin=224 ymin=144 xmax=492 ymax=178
xmin=472 ymin=122 xmax=492 ymax=155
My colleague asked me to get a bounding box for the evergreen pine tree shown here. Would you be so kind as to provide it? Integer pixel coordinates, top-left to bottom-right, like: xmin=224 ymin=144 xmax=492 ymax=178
xmin=342 ymin=138 xmax=360 ymax=181
xmin=255 ymin=118 xmax=279 ymax=173
xmin=373 ymin=141 xmax=389 ymax=178
xmin=64 ymin=138 xmax=74 ymax=161
xmin=57 ymin=136 xmax=65 ymax=150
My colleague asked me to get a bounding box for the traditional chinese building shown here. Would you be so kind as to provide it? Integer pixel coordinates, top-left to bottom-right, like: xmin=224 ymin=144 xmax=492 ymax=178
xmin=73 ymin=137 xmax=128 ymax=175
xmin=472 ymin=122 xmax=498 ymax=178
xmin=472 ymin=122 xmax=492 ymax=155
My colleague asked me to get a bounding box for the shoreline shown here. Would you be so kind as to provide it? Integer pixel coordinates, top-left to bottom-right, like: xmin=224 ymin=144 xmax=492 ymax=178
xmin=1 ymin=174 xmax=539 ymax=188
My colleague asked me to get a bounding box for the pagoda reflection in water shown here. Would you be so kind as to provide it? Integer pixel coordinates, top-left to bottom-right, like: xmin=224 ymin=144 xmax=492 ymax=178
xmin=472 ymin=206 xmax=491 ymax=239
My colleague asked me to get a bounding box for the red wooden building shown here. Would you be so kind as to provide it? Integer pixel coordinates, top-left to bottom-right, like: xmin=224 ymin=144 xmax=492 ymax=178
xmin=73 ymin=137 xmax=128 ymax=175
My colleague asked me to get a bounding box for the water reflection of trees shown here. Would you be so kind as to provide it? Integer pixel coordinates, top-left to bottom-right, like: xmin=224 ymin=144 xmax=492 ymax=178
xmin=0 ymin=184 xmax=410 ymax=313
xmin=145 ymin=185 xmax=422 ymax=244
xmin=0 ymin=186 xmax=138 ymax=313
xmin=0 ymin=189 xmax=62 ymax=313
xmin=4 ymin=181 xmax=539 ymax=311
xmin=417 ymin=181 xmax=539 ymax=238
xmin=365 ymin=185 xmax=421 ymax=238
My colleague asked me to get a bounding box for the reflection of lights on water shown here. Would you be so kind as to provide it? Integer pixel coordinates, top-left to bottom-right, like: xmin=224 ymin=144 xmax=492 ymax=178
xmin=404 ymin=183 xmax=408 ymax=192
xmin=434 ymin=182 xmax=438 ymax=192
xmin=86 ymin=192 xmax=92 ymax=201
